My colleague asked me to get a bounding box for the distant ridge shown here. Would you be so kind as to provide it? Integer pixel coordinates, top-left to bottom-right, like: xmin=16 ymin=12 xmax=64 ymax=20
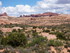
xmin=0 ymin=12 xmax=70 ymax=26
xmin=20 ymin=12 xmax=59 ymax=17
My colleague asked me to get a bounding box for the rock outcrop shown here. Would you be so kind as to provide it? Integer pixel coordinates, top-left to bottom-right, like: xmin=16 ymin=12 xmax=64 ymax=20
xmin=0 ymin=12 xmax=8 ymax=16
xmin=0 ymin=27 xmax=23 ymax=32
xmin=22 ymin=12 xmax=59 ymax=17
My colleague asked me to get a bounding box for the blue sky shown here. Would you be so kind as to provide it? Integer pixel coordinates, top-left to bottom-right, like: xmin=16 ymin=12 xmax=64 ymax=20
xmin=0 ymin=0 xmax=70 ymax=16
xmin=1 ymin=0 xmax=41 ymax=7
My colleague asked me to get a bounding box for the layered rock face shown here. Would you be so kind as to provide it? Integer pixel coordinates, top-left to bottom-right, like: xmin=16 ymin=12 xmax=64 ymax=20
xmin=0 ymin=12 xmax=70 ymax=26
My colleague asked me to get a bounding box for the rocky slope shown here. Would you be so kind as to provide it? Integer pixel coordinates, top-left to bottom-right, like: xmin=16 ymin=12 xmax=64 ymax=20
xmin=0 ymin=12 xmax=70 ymax=26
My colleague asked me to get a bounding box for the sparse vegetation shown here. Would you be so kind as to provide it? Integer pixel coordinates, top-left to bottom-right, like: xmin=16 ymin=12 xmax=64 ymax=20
xmin=0 ymin=24 xmax=70 ymax=53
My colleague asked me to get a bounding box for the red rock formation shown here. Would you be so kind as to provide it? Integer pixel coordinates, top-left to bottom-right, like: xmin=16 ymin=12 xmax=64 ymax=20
xmin=0 ymin=12 xmax=8 ymax=16
xmin=23 ymin=15 xmax=31 ymax=17
xmin=21 ymin=12 xmax=59 ymax=17
xmin=20 ymin=15 xmax=23 ymax=17
xmin=42 ymin=12 xmax=59 ymax=16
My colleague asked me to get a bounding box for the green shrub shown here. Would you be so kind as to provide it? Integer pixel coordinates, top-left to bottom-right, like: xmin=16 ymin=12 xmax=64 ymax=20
xmin=33 ymin=26 xmax=37 ymax=29
xmin=48 ymin=40 xmax=63 ymax=47
xmin=43 ymin=29 xmax=50 ymax=33
xmin=56 ymin=32 xmax=65 ymax=40
xmin=28 ymin=36 xmax=47 ymax=46
xmin=1 ymin=32 xmax=27 ymax=47
xmin=12 ymin=29 xmax=17 ymax=32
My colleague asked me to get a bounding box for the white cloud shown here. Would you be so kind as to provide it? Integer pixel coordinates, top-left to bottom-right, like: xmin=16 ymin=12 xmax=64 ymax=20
xmin=1 ymin=5 xmax=35 ymax=16
xmin=16 ymin=5 xmax=35 ymax=13
xmin=34 ymin=0 xmax=70 ymax=14
xmin=43 ymin=0 xmax=58 ymax=3
xmin=0 ymin=0 xmax=70 ymax=16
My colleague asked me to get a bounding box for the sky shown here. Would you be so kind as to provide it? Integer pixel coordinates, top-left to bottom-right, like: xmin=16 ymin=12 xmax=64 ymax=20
xmin=0 ymin=0 xmax=70 ymax=16
xmin=1 ymin=0 xmax=41 ymax=7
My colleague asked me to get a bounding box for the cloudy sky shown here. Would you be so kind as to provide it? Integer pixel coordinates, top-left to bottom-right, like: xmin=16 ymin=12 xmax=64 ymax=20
xmin=0 ymin=0 xmax=70 ymax=16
